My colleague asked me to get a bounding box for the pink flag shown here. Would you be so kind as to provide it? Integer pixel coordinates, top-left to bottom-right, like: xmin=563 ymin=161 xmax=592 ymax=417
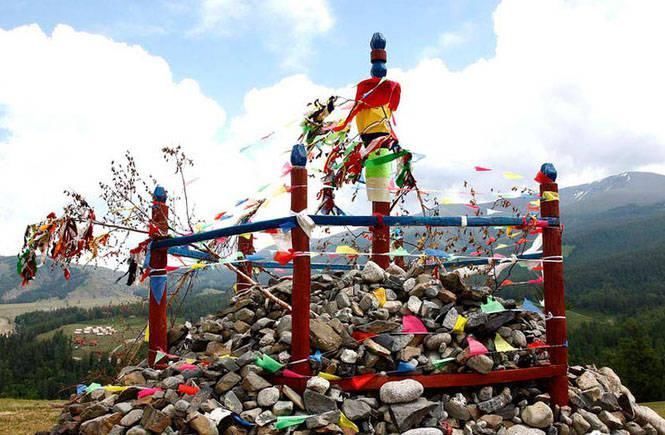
xmin=528 ymin=276 xmax=544 ymax=285
xmin=138 ymin=387 xmax=162 ymax=399
xmin=466 ymin=336 xmax=488 ymax=357
xmin=281 ymin=369 xmax=307 ymax=379
xmin=402 ymin=315 xmax=428 ymax=334
xmin=176 ymin=363 xmax=198 ymax=372
xmin=474 ymin=166 xmax=492 ymax=172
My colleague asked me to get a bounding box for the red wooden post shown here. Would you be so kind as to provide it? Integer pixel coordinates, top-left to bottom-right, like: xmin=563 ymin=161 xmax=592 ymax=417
xmin=538 ymin=164 xmax=568 ymax=406
xmin=148 ymin=186 xmax=169 ymax=367
xmin=372 ymin=201 xmax=390 ymax=269
xmin=237 ymin=234 xmax=254 ymax=292
xmin=290 ymin=144 xmax=311 ymax=375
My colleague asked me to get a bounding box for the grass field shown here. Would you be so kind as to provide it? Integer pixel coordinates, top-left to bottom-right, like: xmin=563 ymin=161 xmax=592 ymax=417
xmin=36 ymin=315 xmax=147 ymax=358
xmin=643 ymin=401 xmax=665 ymax=418
xmin=0 ymin=399 xmax=65 ymax=435
xmin=0 ymin=295 xmax=140 ymax=335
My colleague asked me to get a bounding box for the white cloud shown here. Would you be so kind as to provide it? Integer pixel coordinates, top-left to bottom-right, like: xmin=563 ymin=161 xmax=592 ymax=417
xmin=3 ymin=0 xmax=665 ymax=257
xmin=421 ymin=22 xmax=474 ymax=59
xmin=191 ymin=0 xmax=334 ymax=69
xmin=0 ymin=24 xmax=226 ymax=254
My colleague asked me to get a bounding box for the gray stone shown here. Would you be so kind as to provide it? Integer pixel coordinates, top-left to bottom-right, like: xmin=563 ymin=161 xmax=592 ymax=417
xmin=215 ymin=371 xmax=241 ymax=393
xmin=223 ymin=391 xmax=243 ymax=414
xmin=446 ymin=395 xmax=471 ymax=421
xmin=521 ymin=402 xmax=553 ymax=429
xmin=402 ymin=430 xmax=444 ymax=435
xmin=282 ymin=384 xmax=305 ymax=410
xmin=505 ymin=425 xmax=546 ymax=435
xmin=189 ymin=413 xmax=219 ymax=435
xmin=112 ymin=402 xmax=133 ymax=415
xmin=255 ymin=410 xmax=276 ymax=426
xmin=257 ymin=386 xmax=280 ymax=407
xmin=306 ymin=410 xmax=341 ymax=429
xmin=272 ymin=400 xmax=293 ymax=416
xmin=310 ymin=318 xmax=343 ymax=351
xmin=362 ymin=261 xmax=385 ymax=283
xmin=390 ymin=398 xmax=437 ymax=431
xmin=304 ymin=389 xmax=338 ymax=414
xmin=120 ymin=409 xmax=143 ymax=427
xmin=466 ymin=355 xmax=494 ymax=374
xmin=306 ymin=376 xmax=330 ymax=394
xmin=340 ymin=348 xmax=358 ymax=363
xmin=572 ymin=412 xmax=592 ymax=434
xmin=578 ymin=408 xmax=609 ymax=432
xmin=241 ymin=371 xmax=271 ymax=392
xmin=379 ymin=379 xmax=424 ymax=404
xmin=80 ymin=412 xmax=123 ymax=435
xmin=141 ymin=406 xmax=171 ymax=433
xmin=342 ymin=398 xmax=373 ymax=420
xmin=126 ymin=427 xmax=148 ymax=435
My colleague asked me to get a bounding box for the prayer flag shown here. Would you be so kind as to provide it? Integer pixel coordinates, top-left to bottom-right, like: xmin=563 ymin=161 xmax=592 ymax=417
xmin=275 ymin=415 xmax=311 ymax=429
xmin=339 ymin=412 xmax=360 ymax=432
xmin=402 ymin=315 xmax=428 ymax=334
xmin=494 ymin=333 xmax=517 ymax=352
xmin=452 ymin=315 xmax=468 ymax=334
xmin=481 ymin=297 xmax=506 ymax=314
xmin=318 ymin=372 xmax=342 ymax=381
xmin=474 ymin=166 xmax=492 ymax=171
xmin=336 ymin=245 xmax=359 ymax=255
xmin=373 ymin=288 xmax=387 ymax=307
xmin=466 ymin=336 xmax=489 ymax=357
xmin=503 ymin=171 xmax=523 ymax=180
xmin=432 ymin=357 xmax=456 ymax=369
xmin=281 ymin=369 xmax=307 ymax=379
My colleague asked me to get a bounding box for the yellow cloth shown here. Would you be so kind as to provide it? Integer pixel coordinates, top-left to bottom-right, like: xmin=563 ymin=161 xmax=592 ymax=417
xmin=494 ymin=333 xmax=517 ymax=352
xmin=318 ymin=372 xmax=342 ymax=381
xmin=373 ymin=288 xmax=387 ymax=307
xmin=452 ymin=315 xmax=468 ymax=334
xmin=355 ymin=105 xmax=392 ymax=135
xmin=339 ymin=412 xmax=360 ymax=432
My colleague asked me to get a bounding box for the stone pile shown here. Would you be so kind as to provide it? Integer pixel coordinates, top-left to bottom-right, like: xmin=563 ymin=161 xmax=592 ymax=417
xmin=45 ymin=261 xmax=665 ymax=434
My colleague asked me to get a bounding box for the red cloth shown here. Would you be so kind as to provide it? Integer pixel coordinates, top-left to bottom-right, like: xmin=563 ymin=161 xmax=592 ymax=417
xmin=334 ymin=77 xmax=401 ymax=132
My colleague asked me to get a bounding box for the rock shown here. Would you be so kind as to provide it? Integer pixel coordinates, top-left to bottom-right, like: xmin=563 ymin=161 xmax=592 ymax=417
xmin=407 ymin=296 xmax=423 ymax=314
xmin=310 ymin=318 xmax=343 ymax=351
xmin=342 ymin=398 xmax=373 ymax=420
xmin=446 ymin=395 xmax=471 ymax=421
xmin=224 ymin=391 xmax=243 ymax=414
xmin=81 ymin=403 xmax=110 ymax=421
xmin=379 ymin=379 xmax=424 ymax=404
xmin=572 ymin=413 xmax=591 ymax=434
xmin=272 ymin=400 xmax=293 ymax=416
xmin=577 ymin=408 xmax=609 ymax=432
xmin=466 ymin=355 xmax=494 ymax=374
xmin=255 ymin=410 xmax=276 ymax=426
xmin=511 ymin=330 xmax=527 ymax=348
xmin=141 ymin=406 xmax=171 ymax=433
xmin=576 ymin=370 xmax=601 ymax=391
xmin=120 ymin=409 xmax=143 ymax=427
xmin=362 ymin=261 xmax=385 ymax=283
xmin=304 ymin=389 xmax=338 ymax=414
xmin=119 ymin=371 xmax=146 ymax=386
xmin=599 ymin=410 xmax=624 ymax=430
xmin=241 ymin=372 xmax=271 ymax=392
xmin=390 ymin=398 xmax=437 ymax=431
xmin=126 ymin=427 xmax=148 ymax=435
xmin=306 ymin=410 xmax=341 ymax=429
xmin=480 ymin=414 xmax=504 ymax=429
xmin=190 ymin=413 xmax=219 ymax=435
xmin=521 ymin=402 xmax=553 ymax=429
xmin=402 ymin=429 xmax=444 ymax=435
xmin=257 ymin=386 xmax=280 ymax=407
xmin=282 ymin=384 xmax=305 ymax=410
xmin=306 ymin=376 xmax=330 ymax=394
xmin=80 ymin=412 xmax=123 ymax=435
xmin=215 ymin=371 xmax=242 ymax=393
xmin=340 ymin=348 xmax=359 ymax=363
xmin=112 ymin=402 xmax=133 ymax=415
xmin=505 ymin=425 xmax=546 ymax=435
xmin=479 ymin=388 xmax=512 ymax=413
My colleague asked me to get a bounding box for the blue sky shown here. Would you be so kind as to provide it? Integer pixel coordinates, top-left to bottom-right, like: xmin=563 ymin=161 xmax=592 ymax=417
xmin=0 ymin=0 xmax=499 ymax=115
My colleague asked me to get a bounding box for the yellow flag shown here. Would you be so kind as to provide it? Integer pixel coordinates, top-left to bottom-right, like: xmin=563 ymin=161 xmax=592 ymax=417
xmin=318 ymin=372 xmax=342 ymax=381
xmin=373 ymin=288 xmax=387 ymax=307
xmin=542 ymin=191 xmax=560 ymax=202
xmin=529 ymin=200 xmax=540 ymax=207
xmin=185 ymin=358 xmax=196 ymax=364
xmin=240 ymin=233 xmax=252 ymax=240
xmin=453 ymin=315 xmax=468 ymax=334
xmin=336 ymin=245 xmax=358 ymax=255
xmin=494 ymin=333 xmax=517 ymax=352
xmin=191 ymin=262 xmax=207 ymax=270
xmin=338 ymin=412 xmax=359 ymax=433
xmin=103 ymin=385 xmax=128 ymax=392
xmin=441 ymin=197 xmax=454 ymax=205
xmin=144 ymin=324 xmax=149 ymax=343
xmin=503 ymin=171 xmax=523 ymax=180
xmin=495 ymin=243 xmax=509 ymax=250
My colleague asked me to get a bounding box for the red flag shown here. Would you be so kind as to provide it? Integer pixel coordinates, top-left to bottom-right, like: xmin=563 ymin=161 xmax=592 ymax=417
xmin=177 ymin=384 xmax=199 ymax=395
xmin=352 ymin=330 xmax=378 ymax=342
xmin=348 ymin=373 xmax=377 ymax=389
xmin=528 ymin=340 xmax=547 ymax=349
xmin=281 ymin=369 xmax=307 ymax=379
xmin=534 ymin=171 xmax=553 ymax=184
xmin=274 ymin=249 xmax=295 ymax=265
xmin=333 ymin=78 xmax=401 ymax=132
xmin=474 ymin=166 xmax=492 ymax=172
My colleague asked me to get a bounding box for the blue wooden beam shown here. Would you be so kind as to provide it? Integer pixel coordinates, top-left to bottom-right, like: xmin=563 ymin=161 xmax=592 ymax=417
xmin=153 ymin=215 xmax=558 ymax=249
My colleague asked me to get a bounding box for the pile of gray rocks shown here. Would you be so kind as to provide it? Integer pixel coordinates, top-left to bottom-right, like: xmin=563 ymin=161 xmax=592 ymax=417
xmin=45 ymin=261 xmax=665 ymax=434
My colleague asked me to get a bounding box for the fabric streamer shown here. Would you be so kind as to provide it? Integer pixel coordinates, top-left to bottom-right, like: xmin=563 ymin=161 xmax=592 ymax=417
xmin=452 ymin=315 xmax=468 ymax=334
xmin=474 ymin=166 xmax=492 ymax=171
xmin=336 ymin=245 xmax=359 ymax=255
xmin=84 ymin=383 xmax=101 ymax=394
xmin=394 ymin=360 xmax=418 ymax=374
xmin=255 ymin=354 xmax=284 ymax=373
xmin=281 ymin=369 xmax=307 ymax=379
xmin=432 ymin=357 xmax=456 ymax=369
xmin=528 ymin=340 xmax=547 ymax=349
xmin=352 ymin=330 xmax=377 ymax=342
xmin=103 ymin=385 xmax=128 ymax=393
xmin=232 ymin=414 xmax=255 ymax=427
xmin=373 ymin=287 xmax=387 ymax=307
xmin=339 ymin=412 xmax=360 ymax=432
xmin=274 ymin=415 xmax=312 ymax=429
xmin=390 ymin=246 xmax=410 ymax=257
xmin=273 ymin=249 xmax=295 ymax=265
xmin=138 ymin=387 xmax=162 ymax=399
xmin=318 ymin=372 xmax=342 ymax=381
xmin=348 ymin=373 xmax=377 ymax=389
xmin=178 ymin=384 xmax=200 ymax=395
xmin=309 ymin=350 xmax=323 ymax=363
xmin=481 ymin=297 xmax=506 ymax=314
xmin=149 ymin=275 xmax=167 ymax=305
xmin=424 ymin=248 xmax=450 ymax=258
xmin=76 ymin=384 xmax=87 ymax=395
xmin=521 ymin=298 xmax=543 ymax=314
xmin=503 ymin=171 xmax=523 ymax=180
xmin=494 ymin=333 xmax=517 ymax=352
xmin=402 ymin=315 xmax=428 ymax=334
xmin=466 ymin=336 xmax=489 ymax=357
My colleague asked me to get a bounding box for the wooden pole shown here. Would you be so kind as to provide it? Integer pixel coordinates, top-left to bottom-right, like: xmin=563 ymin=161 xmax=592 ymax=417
xmin=539 ymin=164 xmax=568 ymax=406
xmin=372 ymin=201 xmax=390 ymax=269
xmin=148 ymin=185 xmax=169 ymax=367
xmin=290 ymin=144 xmax=311 ymax=375
xmin=236 ymin=234 xmax=254 ymax=293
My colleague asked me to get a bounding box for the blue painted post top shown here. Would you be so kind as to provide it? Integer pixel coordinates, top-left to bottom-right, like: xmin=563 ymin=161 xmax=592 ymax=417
xmin=153 ymin=185 xmax=167 ymax=202
xmin=370 ymin=32 xmax=387 ymax=78
xmin=291 ymin=143 xmax=307 ymax=167
xmin=540 ymin=163 xmax=557 ymax=182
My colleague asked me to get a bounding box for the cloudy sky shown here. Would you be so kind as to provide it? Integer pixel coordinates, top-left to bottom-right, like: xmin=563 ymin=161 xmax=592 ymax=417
xmin=1 ymin=0 xmax=665 ymax=255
